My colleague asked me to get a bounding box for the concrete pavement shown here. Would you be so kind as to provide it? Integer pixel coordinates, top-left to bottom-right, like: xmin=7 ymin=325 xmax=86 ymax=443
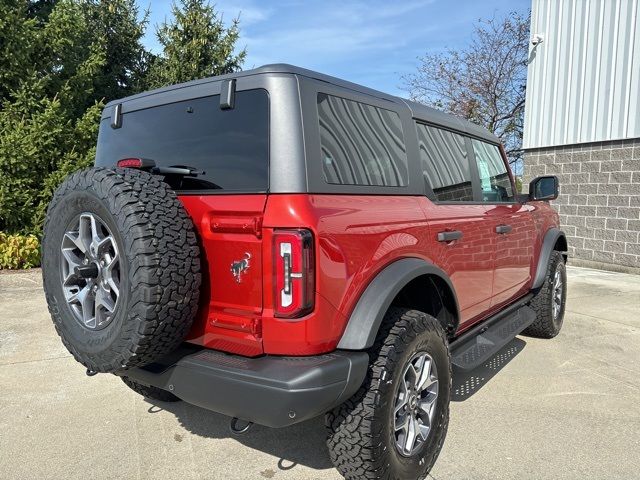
xmin=1 ymin=266 xmax=639 ymax=480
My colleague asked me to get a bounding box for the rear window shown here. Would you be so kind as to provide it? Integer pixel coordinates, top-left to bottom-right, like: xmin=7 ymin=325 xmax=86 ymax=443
xmin=317 ymin=93 xmax=408 ymax=187
xmin=95 ymin=89 xmax=269 ymax=192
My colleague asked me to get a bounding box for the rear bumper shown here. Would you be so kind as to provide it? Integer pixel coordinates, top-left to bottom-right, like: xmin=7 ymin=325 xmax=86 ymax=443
xmin=118 ymin=346 xmax=369 ymax=428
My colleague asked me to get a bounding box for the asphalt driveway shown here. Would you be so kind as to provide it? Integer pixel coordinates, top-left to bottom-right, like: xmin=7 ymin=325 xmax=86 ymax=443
xmin=1 ymin=266 xmax=639 ymax=480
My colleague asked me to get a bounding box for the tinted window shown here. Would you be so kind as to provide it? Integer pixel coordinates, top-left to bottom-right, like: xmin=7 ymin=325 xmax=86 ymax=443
xmin=471 ymin=140 xmax=514 ymax=202
xmin=416 ymin=123 xmax=474 ymax=202
xmin=317 ymin=93 xmax=407 ymax=186
xmin=95 ymin=89 xmax=269 ymax=192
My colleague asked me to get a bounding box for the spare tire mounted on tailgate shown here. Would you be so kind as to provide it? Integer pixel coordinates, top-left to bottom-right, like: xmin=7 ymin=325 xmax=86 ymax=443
xmin=42 ymin=167 xmax=201 ymax=373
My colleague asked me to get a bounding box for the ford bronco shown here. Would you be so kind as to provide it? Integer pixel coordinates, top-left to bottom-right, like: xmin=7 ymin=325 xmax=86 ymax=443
xmin=42 ymin=64 xmax=567 ymax=480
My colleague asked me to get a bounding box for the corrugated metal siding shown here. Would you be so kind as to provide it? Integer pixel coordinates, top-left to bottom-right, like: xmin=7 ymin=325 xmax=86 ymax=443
xmin=523 ymin=0 xmax=640 ymax=149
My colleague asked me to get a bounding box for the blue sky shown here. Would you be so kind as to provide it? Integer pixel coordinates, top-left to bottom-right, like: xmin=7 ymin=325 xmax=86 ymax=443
xmin=138 ymin=0 xmax=530 ymax=97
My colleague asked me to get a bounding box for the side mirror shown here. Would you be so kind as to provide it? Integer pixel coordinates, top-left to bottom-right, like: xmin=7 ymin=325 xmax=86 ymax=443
xmin=529 ymin=175 xmax=558 ymax=201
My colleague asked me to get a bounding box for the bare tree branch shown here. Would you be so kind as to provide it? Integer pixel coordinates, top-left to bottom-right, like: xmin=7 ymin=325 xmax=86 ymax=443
xmin=403 ymin=11 xmax=530 ymax=169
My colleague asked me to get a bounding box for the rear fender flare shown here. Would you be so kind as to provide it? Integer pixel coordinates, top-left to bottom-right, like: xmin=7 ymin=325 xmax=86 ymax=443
xmin=337 ymin=258 xmax=459 ymax=350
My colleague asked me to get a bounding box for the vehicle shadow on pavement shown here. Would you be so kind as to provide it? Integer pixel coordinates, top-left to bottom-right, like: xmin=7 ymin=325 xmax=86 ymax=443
xmin=451 ymin=337 xmax=527 ymax=402
xmin=156 ymin=399 xmax=335 ymax=471
xmin=150 ymin=337 xmax=526 ymax=472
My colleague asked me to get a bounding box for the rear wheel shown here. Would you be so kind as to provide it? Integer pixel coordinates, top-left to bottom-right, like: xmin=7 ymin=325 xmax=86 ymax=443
xmin=325 ymin=308 xmax=451 ymax=480
xmin=121 ymin=377 xmax=180 ymax=402
xmin=523 ymin=250 xmax=567 ymax=338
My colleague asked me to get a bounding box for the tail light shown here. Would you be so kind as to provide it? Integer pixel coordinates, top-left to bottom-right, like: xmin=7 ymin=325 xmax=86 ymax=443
xmin=273 ymin=229 xmax=315 ymax=318
xmin=117 ymin=158 xmax=143 ymax=168
xmin=116 ymin=158 xmax=155 ymax=169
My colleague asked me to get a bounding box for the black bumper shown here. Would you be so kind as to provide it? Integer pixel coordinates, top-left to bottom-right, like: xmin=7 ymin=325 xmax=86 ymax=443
xmin=118 ymin=346 xmax=369 ymax=428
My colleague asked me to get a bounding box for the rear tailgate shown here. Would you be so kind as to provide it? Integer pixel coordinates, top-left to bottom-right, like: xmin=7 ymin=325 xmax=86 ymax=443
xmin=181 ymin=194 xmax=267 ymax=356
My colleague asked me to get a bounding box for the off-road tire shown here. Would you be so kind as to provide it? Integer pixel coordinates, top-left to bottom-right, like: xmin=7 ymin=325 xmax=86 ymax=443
xmin=523 ymin=250 xmax=566 ymax=338
xmin=42 ymin=167 xmax=201 ymax=373
xmin=121 ymin=377 xmax=180 ymax=402
xmin=325 ymin=308 xmax=451 ymax=480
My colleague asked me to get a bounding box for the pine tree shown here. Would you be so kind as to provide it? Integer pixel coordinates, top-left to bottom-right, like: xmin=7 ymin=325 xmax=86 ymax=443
xmin=147 ymin=0 xmax=246 ymax=88
xmin=0 ymin=0 xmax=247 ymax=238
xmin=0 ymin=1 xmax=37 ymax=103
xmin=0 ymin=0 xmax=147 ymax=234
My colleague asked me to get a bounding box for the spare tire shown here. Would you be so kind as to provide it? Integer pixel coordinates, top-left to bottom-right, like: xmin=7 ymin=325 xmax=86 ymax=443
xmin=42 ymin=167 xmax=201 ymax=373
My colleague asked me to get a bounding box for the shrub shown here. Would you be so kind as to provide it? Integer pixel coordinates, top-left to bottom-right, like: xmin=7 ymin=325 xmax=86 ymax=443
xmin=0 ymin=232 xmax=40 ymax=269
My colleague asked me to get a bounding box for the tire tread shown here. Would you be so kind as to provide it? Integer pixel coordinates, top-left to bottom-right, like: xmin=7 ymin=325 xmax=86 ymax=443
xmin=325 ymin=308 xmax=451 ymax=480
xmin=42 ymin=167 xmax=201 ymax=373
xmin=523 ymin=250 xmax=565 ymax=339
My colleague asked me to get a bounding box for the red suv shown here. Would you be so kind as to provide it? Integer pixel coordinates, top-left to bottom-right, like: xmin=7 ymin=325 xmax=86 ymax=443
xmin=42 ymin=64 xmax=567 ymax=480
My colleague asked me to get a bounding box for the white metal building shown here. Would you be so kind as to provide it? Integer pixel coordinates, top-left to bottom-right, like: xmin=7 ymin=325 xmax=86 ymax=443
xmin=523 ymin=0 xmax=640 ymax=273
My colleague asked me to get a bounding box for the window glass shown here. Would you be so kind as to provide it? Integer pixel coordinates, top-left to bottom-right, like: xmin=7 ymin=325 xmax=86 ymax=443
xmin=471 ymin=140 xmax=515 ymax=202
xmin=95 ymin=89 xmax=269 ymax=192
xmin=317 ymin=93 xmax=408 ymax=186
xmin=416 ymin=123 xmax=474 ymax=201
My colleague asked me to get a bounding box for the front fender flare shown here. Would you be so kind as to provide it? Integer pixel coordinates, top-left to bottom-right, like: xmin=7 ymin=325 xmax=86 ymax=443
xmin=337 ymin=258 xmax=459 ymax=350
xmin=532 ymin=228 xmax=567 ymax=290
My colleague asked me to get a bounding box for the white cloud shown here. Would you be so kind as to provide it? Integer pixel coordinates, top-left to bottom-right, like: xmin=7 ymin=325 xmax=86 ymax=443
xmin=214 ymin=1 xmax=274 ymax=26
xmin=237 ymin=0 xmax=438 ymax=70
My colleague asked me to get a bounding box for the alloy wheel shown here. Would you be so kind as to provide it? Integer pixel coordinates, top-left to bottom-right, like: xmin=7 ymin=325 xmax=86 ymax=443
xmin=60 ymin=213 xmax=120 ymax=330
xmin=552 ymin=269 xmax=563 ymax=320
xmin=393 ymin=351 xmax=439 ymax=457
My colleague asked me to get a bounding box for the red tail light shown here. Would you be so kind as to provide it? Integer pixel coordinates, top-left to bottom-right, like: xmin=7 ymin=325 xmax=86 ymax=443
xmin=116 ymin=158 xmax=155 ymax=169
xmin=273 ymin=229 xmax=315 ymax=318
xmin=116 ymin=158 xmax=143 ymax=168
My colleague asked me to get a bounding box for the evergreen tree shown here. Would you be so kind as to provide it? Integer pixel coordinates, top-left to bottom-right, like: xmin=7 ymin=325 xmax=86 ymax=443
xmin=83 ymin=0 xmax=150 ymax=104
xmin=147 ymin=0 xmax=246 ymax=88
xmin=0 ymin=0 xmax=146 ymax=234
xmin=40 ymin=0 xmax=148 ymax=117
xmin=0 ymin=1 xmax=37 ymax=102
xmin=27 ymin=0 xmax=59 ymax=24
xmin=0 ymin=0 xmax=246 ymax=238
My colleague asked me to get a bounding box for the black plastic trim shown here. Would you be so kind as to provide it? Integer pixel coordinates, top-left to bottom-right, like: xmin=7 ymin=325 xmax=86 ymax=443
xmin=220 ymin=79 xmax=236 ymax=109
xmin=118 ymin=347 xmax=369 ymax=428
xmin=532 ymin=228 xmax=567 ymax=289
xmin=110 ymin=103 xmax=122 ymax=129
xmin=450 ymin=303 xmax=536 ymax=371
xmin=449 ymin=292 xmax=534 ymax=351
xmin=337 ymin=258 xmax=460 ymax=350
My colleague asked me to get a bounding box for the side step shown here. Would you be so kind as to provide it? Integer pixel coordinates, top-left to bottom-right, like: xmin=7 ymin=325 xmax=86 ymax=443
xmin=450 ymin=300 xmax=536 ymax=371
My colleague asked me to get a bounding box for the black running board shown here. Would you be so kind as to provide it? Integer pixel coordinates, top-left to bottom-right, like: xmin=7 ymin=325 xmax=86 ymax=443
xmin=449 ymin=294 xmax=536 ymax=371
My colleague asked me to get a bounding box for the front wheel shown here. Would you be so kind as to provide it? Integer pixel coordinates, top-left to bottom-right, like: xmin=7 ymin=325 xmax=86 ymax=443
xmin=523 ymin=250 xmax=567 ymax=339
xmin=326 ymin=308 xmax=451 ymax=480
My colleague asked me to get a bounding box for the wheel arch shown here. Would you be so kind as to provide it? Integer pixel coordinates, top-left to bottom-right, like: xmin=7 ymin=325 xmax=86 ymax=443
xmin=532 ymin=228 xmax=568 ymax=290
xmin=337 ymin=258 xmax=459 ymax=350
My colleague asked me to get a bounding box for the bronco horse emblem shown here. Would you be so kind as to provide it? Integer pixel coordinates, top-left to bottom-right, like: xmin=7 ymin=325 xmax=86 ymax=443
xmin=230 ymin=252 xmax=251 ymax=283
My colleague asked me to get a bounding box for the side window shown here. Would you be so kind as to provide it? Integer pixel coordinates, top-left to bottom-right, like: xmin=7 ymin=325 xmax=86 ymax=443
xmin=416 ymin=123 xmax=474 ymax=202
xmin=317 ymin=93 xmax=408 ymax=187
xmin=471 ymin=140 xmax=515 ymax=203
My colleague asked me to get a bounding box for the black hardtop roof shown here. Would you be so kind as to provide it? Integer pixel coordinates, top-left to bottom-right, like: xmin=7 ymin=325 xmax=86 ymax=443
xmin=105 ymin=63 xmax=499 ymax=144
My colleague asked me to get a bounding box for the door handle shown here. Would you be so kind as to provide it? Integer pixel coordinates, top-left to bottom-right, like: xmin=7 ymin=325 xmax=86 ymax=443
xmin=437 ymin=230 xmax=463 ymax=242
xmin=495 ymin=224 xmax=512 ymax=234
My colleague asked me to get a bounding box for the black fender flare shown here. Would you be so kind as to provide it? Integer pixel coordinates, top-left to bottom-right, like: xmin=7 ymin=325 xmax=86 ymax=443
xmin=337 ymin=258 xmax=459 ymax=350
xmin=532 ymin=228 xmax=567 ymax=290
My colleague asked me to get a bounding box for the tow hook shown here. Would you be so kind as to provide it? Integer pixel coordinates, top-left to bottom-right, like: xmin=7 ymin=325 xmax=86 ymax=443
xmin=229 ymin=417 xmax=253 ymax=435
xmin=86 ymin=369 xmax=98 ymax=377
